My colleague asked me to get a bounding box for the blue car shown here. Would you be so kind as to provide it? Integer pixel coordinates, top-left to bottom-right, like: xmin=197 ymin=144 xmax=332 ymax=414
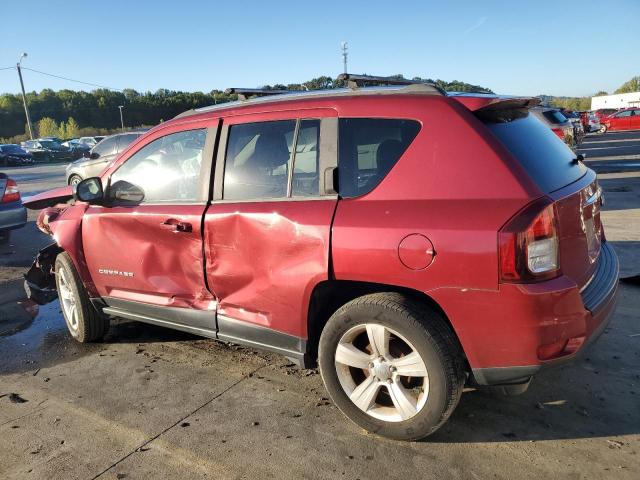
xmin=0 ymin=173 xmax=27 ymax=244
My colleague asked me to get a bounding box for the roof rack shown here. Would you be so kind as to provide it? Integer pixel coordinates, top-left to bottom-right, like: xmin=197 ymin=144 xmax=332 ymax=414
xmin=336 ymin=73 xmax=445 ymax=94
xmin=224 ymin=88 xmax=296 ymax=101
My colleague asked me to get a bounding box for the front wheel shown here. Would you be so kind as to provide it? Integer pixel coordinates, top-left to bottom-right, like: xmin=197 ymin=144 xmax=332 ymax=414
xmin=599 ymin=124 xmax=607 ymax=134
xmin=55 ymin=252 xmax=109 ymax=342
xmin=68 ymin=174 xmax=82 ymax=186
xmin=319 ymin=293 xmax=465 ymax=441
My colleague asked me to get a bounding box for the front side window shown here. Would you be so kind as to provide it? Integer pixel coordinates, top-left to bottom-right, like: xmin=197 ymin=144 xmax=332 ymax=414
xmin=109 ymin=129 xmax=206 ymax=204
xmin=616 ymin=110 xmax=632 ymax=117
xmin=338 ymin=118 xmax=421 ymax=198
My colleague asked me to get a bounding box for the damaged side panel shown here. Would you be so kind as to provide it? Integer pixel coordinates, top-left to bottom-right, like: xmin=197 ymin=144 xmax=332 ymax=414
xmin=203 ymin=200 xmax=337 ymax=339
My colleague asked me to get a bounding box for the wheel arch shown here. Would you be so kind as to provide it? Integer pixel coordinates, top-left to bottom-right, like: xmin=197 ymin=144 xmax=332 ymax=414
xmin=306 ymin=279 xmax=467 ymax=368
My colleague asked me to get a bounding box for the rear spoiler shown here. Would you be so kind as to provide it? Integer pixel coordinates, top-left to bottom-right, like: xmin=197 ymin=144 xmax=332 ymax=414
xmin=450 ymin=94 xmax=540 ymax=112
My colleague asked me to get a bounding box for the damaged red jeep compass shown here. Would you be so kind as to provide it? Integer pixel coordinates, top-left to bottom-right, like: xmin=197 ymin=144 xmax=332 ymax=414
xmin=23 ymin=75 xmax=618 ymax=440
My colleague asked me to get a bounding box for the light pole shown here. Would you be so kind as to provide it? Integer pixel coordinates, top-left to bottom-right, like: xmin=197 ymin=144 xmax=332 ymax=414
xmin=341 ymin=42 xmax=348 ymax=74
xmin=118 ymin=105 xmax=125 ymax=132
xmin=17 ymin=53 xmax=34 ymax=139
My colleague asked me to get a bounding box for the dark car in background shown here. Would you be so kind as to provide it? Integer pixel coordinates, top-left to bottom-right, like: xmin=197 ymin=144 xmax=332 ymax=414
xmin=0 ymin=144 xmax=35 ymax=166
xmin=65 ymin=131 xmax=146 ymax=185
xmin=0 ymin=173 xmax=27 ymax=244
xmin=21 ymin=138 xmax=75 ymax=162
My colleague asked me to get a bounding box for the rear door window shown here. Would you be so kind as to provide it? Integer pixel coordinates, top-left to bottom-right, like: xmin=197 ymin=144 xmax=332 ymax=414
xmin=338 ymin=118 xmax=421 ymax=198
xmin=481 ymin=111 xmax=586 ymax=193
xmin=542 ymin=110 xmax=568 ymax=124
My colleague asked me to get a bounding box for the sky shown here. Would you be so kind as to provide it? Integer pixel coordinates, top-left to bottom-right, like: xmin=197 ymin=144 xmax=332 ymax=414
xmin=0 ymin=0 xmax=638 ymax=98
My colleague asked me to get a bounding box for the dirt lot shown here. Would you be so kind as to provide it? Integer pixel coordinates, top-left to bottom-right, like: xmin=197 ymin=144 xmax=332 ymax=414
xmin=1 ymin=155 xmax=639 ymax=479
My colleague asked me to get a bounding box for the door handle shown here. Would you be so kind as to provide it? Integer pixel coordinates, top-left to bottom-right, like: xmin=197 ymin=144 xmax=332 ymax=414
xmin=160 ymin=219 xmax=193 ymax=233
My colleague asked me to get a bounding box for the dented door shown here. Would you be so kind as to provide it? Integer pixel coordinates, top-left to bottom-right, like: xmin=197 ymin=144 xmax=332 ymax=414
xmin=204 ymin=112 xmax=338 ymax=339
xmin=83 ymin=123 xmax=219 ymax=319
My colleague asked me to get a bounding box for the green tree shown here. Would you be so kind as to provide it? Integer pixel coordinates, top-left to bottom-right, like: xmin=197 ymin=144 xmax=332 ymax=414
xmin=614 ymin=76 xmax=640 ymax=94
xmin=59 ymin=117 xmax=79 ymax=138
xmin=37 ymin=117 xmax=59 ymax=138
xmin=594 ymin=90 xmax=608 ymax=96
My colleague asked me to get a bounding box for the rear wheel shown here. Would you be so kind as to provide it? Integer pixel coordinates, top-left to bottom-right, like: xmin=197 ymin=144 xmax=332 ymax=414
xmin=319 ymin=293 xmax=465 ymax=441
xmin=55 ymin=252 xmax=109 ymax=342
xmin=68 ymin=174 xmax=82 ymax=186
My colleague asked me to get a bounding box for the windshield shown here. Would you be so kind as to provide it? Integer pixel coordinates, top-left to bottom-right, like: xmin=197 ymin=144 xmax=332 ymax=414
xmin=480 ymin=110 xmax=586 ymax=193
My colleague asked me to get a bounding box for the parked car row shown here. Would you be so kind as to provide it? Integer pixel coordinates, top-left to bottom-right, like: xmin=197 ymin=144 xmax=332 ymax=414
xmin=20 ymin=138 xmax=75 ymax=162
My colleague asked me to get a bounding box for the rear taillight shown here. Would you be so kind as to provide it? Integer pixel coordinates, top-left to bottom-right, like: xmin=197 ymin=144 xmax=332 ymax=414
xmin=551 ymin=127 xmax=565 ymax=140
xmin=499 ymin=198 xmax=560 ymax=283
xmin=2 ymin=179 xmax=21 ymax=203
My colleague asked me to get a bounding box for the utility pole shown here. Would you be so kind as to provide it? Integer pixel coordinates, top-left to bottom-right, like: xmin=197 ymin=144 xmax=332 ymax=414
xmin=118 ymin=105 xmax=125 ymax=132
xmin=341 ymin=42 xmax=348 ymax=74
xmin=17 ymin=53 xmax=34 ymax=139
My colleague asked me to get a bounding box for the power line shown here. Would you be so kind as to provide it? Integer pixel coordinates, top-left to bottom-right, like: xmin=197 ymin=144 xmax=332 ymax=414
xmin=20 ymin=66 xmax=123 ymax=91
xmin=0 ymin=66 xmax=16 ymax=71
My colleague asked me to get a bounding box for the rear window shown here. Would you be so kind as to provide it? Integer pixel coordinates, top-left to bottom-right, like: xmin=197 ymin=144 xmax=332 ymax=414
xmin=481 ymin=111 xmax=586 ymax=193
xmin=338 ymin=118 xmax=421 ymax=198
xmin=542 ymin=110 xmax=568 ymax=124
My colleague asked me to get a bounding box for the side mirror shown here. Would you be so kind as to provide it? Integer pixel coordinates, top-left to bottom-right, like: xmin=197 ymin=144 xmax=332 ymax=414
xmin=74 ymin=177 xmax=104 ymax=204
xmin=110 ymin=180 xmax=145 ymax=205
xmin=89 ymin=152 xmax=100 ymax=160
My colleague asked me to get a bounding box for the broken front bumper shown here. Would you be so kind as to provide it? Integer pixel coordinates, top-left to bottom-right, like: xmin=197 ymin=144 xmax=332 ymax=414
xmin=23 ymin=243 xmax=62 ymax=305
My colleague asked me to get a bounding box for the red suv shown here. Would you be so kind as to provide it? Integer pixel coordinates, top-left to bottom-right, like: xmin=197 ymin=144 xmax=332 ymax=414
xmin=24 ymin=77 xmax=619 ymax=440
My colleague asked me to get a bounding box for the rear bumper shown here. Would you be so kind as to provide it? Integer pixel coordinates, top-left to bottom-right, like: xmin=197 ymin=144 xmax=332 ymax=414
xmin=445 ymin=242 xmax=619 ymax=386
xmin=0 ymin=201 xmax=27 ymax=230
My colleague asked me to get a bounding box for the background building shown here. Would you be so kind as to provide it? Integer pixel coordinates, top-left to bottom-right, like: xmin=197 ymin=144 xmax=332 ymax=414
xmin=591 ymin=92 xmax=640 ymax=110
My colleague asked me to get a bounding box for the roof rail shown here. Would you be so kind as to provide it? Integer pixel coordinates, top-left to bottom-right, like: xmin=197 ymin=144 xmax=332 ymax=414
xmin=337 ymin=73 xmax=445 ymax=94
xmin=224 ymin=88 xmax=296 ymax=101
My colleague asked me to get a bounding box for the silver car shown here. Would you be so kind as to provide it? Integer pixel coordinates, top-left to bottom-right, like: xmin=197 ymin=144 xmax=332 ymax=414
xmin=65 ymin=132 xmax=144 ymax=185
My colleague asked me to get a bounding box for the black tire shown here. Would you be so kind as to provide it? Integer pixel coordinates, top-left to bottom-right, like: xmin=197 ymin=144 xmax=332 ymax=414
xmin=54 ymin=252 xmax=109 ymax=342
xmin=68 ymin=174 xmax=82 ymax=186
xmin=0 ymin=230 xmax=10 ymax=245
xmin=319 ymin=292 xmax=465 ymax=441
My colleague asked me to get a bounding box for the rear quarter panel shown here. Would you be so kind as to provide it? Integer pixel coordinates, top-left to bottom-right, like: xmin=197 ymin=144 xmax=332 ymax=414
xmin=331 ymin=96 xmax=539 ymax=292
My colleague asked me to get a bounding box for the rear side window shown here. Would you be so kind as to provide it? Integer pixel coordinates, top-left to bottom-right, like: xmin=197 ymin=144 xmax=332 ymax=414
xmin=482 ymin=111 xmax=586 ymax=193
xmin=93 ymin=136 xmax=118 ymax=156
xmin=116 ymin=134 xmax=139 ymax=153
xmin=542 ymin=110 xmax=568 ymax=124
xmin=338 ymin=119 xmax=421 ymax=198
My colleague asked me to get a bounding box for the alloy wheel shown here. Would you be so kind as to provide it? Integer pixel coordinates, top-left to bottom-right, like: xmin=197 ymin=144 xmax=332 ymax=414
xmin=58 ymin=267 xmax=79 ymax=332
xmin=334 ymin=323 xmax=430 ymax=422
